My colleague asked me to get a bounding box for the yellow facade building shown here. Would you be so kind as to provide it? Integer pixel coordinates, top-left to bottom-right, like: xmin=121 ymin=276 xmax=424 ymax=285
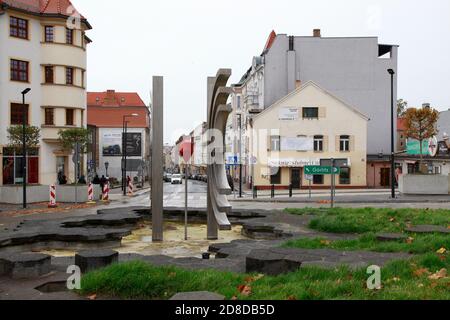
xmin=249 ymin=81 xmax=368 ymax=189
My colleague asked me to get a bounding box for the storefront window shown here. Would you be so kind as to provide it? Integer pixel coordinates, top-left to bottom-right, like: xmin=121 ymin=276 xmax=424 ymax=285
xmin=270 ymin=167 xmax=281 ymax=185
xmin=339 ymin=167 xmax=351 ymax=185
xmin=1 ymin=148 xmax=39 ymax=185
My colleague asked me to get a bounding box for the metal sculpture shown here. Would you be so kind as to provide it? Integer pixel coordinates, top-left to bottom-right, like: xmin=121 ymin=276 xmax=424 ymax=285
xmin=206 ymin=69 xmax=233 ymax=240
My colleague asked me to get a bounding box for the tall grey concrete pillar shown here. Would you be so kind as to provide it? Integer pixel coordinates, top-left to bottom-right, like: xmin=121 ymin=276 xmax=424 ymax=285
xmin=152 ymin=76 xmax=164 ymax=242
xmin=206 ymin=76 xmax=218 ymax=240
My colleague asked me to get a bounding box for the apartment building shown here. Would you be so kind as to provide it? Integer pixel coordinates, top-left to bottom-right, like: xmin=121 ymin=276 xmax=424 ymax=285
xmin=250 ymin=81 xmax=368 ymax=189
xmin=230 ymin=29 xmax=398 ymax=188
xmin=0 ymin=0 xmax=92 ymax=186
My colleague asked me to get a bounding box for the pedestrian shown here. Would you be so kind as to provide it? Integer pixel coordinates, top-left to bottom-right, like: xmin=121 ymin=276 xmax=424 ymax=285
xmin=100 ymin=175 xmax=107 ymax=191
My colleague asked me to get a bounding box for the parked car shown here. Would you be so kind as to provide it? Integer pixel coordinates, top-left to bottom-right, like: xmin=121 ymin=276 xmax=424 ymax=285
xmin=171 ymin=174 xmax=182 ymax=185
xmin=163 ymin=173 xmax=172 ymax=182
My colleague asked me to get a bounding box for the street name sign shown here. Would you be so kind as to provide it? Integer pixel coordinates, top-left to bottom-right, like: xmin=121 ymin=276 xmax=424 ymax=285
xmin=304 ymin=166 xmax=340 ymax=175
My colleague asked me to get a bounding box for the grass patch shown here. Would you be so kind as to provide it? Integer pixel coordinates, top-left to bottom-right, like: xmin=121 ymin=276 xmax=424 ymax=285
xmin=283 ymin=233 xmax=450 ymax=254
xmin=80 ymin=254 xmax=450 ymax=300
xmin=285 ymin=207 xmax=450 ymax=234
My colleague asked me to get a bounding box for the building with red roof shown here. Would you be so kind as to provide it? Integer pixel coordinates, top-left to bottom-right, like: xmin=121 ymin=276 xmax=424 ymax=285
xmin=87 ymin=90 xmax=150 ymax=182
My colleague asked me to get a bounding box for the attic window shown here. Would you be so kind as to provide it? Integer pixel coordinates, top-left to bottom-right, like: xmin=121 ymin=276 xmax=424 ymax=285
xmin=96 ymin=97 xmax=100 ymax=102
xmin=378 ymin=45 xmax=393 ymax=59
xmin=121 ymin=97 xmax=125 ymax=102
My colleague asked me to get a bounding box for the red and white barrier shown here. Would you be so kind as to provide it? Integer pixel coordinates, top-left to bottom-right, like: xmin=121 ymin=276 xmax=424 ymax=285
xmin=48 ymin=184 xmax=57 ymax=208
xmin=87 ymin=183 xmax=96 ymax=204
xmin=102 ymin=183 xmax=110 ymax=202
xmin=127 ymin=180 xmax=134 ymax=196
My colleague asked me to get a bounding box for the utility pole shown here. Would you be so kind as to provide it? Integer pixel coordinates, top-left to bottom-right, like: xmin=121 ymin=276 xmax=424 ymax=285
xmin=238 ymin=113 xmax=243 ymax=198
xmin=21 ymin=88 xmax=31 ymax=209
xmin=388 ymin=69 xmax=396 ymax=199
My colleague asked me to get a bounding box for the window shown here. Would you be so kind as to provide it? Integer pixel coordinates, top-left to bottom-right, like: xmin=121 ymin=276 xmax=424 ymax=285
xmin=66 ymin=67 xmax=74 ymax=85
xmin=45 ymin=66 xmax=54 ymax=83
xmin=270 ymin=136 xmax=280 ymax=151
xmin=302 ymin=107 xmax=319 ymax=119
xmin=10 ymin=59 xmax=29 ymax=82
xmin=270 ymin=167 xmax=281 ymax=185
xmin=313 ymin=175 xmax=324 ymax=185
xmin=340 ymin=135 xmax=350 ymax=152
xmin=66 ymin=28 xmax=73 ymax=44
xmin=66 ymin=109 xmax=74 ymax=125
xmin=10 ymin=16 xmax=28 ymax=39
xmin=2 ymin=148 xmax=39 ymax=185
xmin=314 ymin=135 xmax=324 ymax=152
xmin=339 ymin=167 xmax=351 ymax=185
xmin=10 ymin=103 xmax=29 ymax=125
xmin=44 ymin=26 xmax=54 ymax=42
xmin=45 ymin=108 xmax=54 ymax=125
xmin=81 ymin=70 xmax=85 ymax=88
xmin=237 ymin=96 xmax=241 ymax=110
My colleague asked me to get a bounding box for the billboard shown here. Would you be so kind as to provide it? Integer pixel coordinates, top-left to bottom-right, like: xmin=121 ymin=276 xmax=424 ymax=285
xmin=281 ymin=137 xmax=314 ymax=151
xmin=406 ymin=137 xmax=438 ymax=156
xmin=102 ymin=133 xmax=122 ymax=156
xmin=102 ymin=132 xmax=142 ymax=156
xmin=124 ymin=133 xmax=142 ymax=156
xmin=278 ymin=107 xmax=298 ymax=121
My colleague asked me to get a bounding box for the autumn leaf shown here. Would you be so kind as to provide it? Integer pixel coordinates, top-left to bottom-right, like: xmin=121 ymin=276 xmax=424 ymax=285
xmin=406 ymin=237 xmax=415 ymax=244
xmin=436 ymin=248 xmax=447 ymax=254
xmin=428 ymin=268 xmax=447 ymax=280
xmin=389 ymin=217 xmax=396 ymax=222
xmin=87 ymin=294 xmax=97 ymax=300
xmin=287 ymin=295 xmax=297 ymax=300
xmin=320 ymin=240 xmax=332 ymax=246
xmin=413 ymin=268 xmax=430 ymax=277
xmin=231 ymin=296 xmax=238 ymax=300
xmin=238 ymin=285 xmax=252 ymax=296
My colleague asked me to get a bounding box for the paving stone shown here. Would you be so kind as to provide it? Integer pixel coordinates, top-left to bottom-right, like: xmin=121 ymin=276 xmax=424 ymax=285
xmin=170 ymin=291 xmax=225 ymax=300
xmin=405 ymin=225 xmax=450 ymax=234
xmin=75 ymin=249 xmax=118 ymax=273
xmin=246 ymin=249 xmax=302 ymax=276
xmin=376 ymin=233 xmax=408 ymax=242
xmin=0 ymin=253 xmax=51 ymax=279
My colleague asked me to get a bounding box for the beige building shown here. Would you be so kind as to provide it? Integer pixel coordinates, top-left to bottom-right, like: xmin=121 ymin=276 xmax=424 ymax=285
xmin=0 ymin=0 xmax=91 ymax=186
xmin=250 ymin=81 xmax=368 ymax=189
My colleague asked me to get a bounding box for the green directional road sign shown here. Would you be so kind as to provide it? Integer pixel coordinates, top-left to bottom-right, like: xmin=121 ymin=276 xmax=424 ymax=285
xmin=304 ymin=166 xmax=340 ymax=175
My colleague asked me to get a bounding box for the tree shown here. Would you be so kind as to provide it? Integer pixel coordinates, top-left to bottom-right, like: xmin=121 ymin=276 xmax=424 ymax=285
xmin=397 ymin=99 xmax=408 ymax=117
xmin=404 ymin=105 xmax=439 ymax=171
xmin=58 ymin=127 xmax=90 ymax=152
xmin=58 ymin=128 xmax=90 ymax=182
xmin=7 ymin=125 xmax=41 ymax=151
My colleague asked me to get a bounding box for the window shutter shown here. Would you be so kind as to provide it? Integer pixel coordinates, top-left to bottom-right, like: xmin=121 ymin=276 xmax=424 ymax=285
xmin=350 ymin=136 xmax=355 ymax=151
xmin=336 ymin=136 xmax=340 ymax=152
xmin=323 ymin=135 xmax=329 ymax=152
xmin=319 ymin=107 xmax=326 ymax=118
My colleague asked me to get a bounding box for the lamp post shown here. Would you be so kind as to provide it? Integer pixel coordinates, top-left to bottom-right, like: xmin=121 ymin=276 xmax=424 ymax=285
xmin=122 ymin=114 xmax=139 ymax=195
xmin=21 ymin=88 xmax=31 ymax=209
xmin=387 ymin=69 xmax=396 ymax=199
xmin=105 ymin=161 xmax=109 ymax=177
xmin=237 ymin=113 xmax=243 ymax=198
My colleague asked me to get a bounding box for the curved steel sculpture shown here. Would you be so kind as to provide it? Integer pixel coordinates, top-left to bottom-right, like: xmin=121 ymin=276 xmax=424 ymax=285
xmin=206 ymin=69 xmax=233 ymax=240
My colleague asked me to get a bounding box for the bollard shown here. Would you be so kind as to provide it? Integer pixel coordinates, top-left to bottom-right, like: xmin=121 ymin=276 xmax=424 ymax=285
xmin=48 ymin=184 xmax=57 ymax=208
xmin=271 ymin=184 xmax=275 ymax=198
xmin=289 ymin=184 xmax=293 ymax=198
xmin=127 ymin=180 xmax=134 ymax=197
xmin=87 ymin=183 xmax=96 ymax=204
xmin=102 ymin=183 xmax=110 ymax=202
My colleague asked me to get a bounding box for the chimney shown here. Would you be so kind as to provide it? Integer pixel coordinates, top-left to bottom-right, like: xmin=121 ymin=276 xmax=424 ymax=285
xmin=313 ymin=29 xmax=321 ymax=37
xmin=422 ymin=103 xmax=431 ymax=108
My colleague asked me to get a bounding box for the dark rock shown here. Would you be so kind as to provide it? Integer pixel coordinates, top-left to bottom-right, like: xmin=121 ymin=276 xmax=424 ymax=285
xmin=75 ymin=250 xmax=118 ymax=273
xmin=0 ymin=253 xmax=51 ymax=279
xmin=376 ymin=233 xmax=408 ymax=242
xmin=241 ymin=223 xmax=291 ymax=240
xmin=406 ymin=225 xmax=450 ymax=234
xmin=246 ymin=249 xmax=302 ymax=276
xmin=170 ymin=291 xmax=225 ymax=301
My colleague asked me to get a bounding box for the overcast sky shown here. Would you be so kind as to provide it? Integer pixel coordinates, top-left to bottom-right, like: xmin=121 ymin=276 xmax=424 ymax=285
xmin=75 ymin=0 xmax=450 ymax=144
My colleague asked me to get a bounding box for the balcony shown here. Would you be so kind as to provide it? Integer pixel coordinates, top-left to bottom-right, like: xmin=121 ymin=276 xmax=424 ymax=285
xmin=244 ymin=94 xmax=262 ymax=113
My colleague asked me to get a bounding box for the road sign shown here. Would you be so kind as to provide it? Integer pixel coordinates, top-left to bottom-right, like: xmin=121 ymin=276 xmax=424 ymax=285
xmin=304 ymin=166 xmax=340 ymax=175
xmin=305 ymin=174 xmax=314 ymax=181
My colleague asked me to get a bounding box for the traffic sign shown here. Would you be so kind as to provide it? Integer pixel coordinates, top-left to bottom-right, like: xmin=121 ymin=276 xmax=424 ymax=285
xmin=304 ymin=166 xmax=340 ymax=175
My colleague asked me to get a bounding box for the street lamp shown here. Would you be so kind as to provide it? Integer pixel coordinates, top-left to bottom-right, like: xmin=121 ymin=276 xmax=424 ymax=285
xmin=105 ymin=161 xmax=109 ymax=177
xmin=21 ymin=88 xmax=31 ymax=209
xmin=387 ymin=69 xmax=396 ymax=199
xmin=122 ymin=113 xmax=139 ymax=195
xmin=237 ymin=113 xmax=243 ymax=198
